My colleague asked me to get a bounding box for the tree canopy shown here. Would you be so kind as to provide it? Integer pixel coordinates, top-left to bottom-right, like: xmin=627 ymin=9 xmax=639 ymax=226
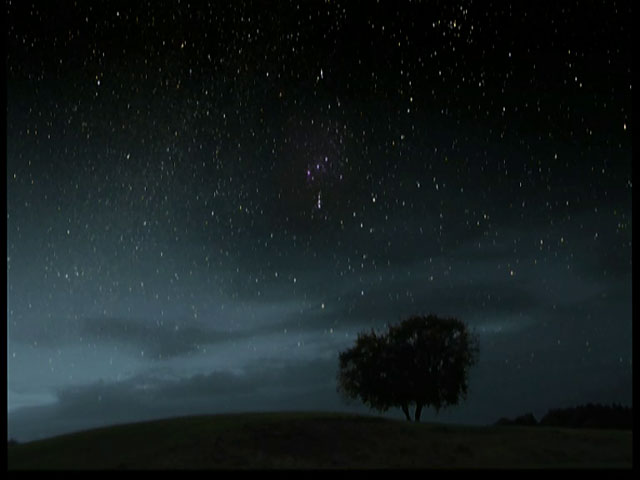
xmin=337 ymin=315 xmax=479 ymax=422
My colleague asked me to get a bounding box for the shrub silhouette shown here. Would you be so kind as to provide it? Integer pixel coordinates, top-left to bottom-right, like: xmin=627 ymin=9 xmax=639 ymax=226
xmin=337 ymin=315 xmax=479 ymax=422
xmin=494 ymin=404 xmax=632 ymax=430
xmin=495 ymin=413 xmax=538 ymax=426
xmin=539 ymin=403 xmax=632 ymax=430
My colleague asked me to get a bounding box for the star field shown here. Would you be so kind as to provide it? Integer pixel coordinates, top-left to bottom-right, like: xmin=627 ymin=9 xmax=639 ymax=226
xmin=6 ymin=0 xmax=632 ymax=441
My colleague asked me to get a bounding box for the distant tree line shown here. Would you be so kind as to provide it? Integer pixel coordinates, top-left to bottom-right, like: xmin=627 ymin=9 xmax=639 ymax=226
xmin=495 ymin=403 xmax=632 ymax=430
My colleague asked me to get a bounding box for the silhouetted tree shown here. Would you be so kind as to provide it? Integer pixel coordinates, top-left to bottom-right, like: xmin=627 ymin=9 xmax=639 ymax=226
xmin=337 ymin=315 xmax=479 ymax=422
xmin=335 ymin=328 xmax=398 ymax=414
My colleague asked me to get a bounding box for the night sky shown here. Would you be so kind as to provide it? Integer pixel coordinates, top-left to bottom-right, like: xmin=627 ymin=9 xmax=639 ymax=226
xmin=7 ymin=0 xmax=632 ymax=442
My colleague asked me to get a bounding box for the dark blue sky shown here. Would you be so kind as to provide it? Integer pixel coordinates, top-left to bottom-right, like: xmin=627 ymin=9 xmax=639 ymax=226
xmin=7 ymin=0 xmax=632 ymax=442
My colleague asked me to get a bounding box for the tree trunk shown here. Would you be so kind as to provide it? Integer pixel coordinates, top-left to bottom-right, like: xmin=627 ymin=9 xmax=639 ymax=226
xmin=401 ymin=403 xmax=411 ymax=421
xmin=415 ymin=403 xmax=423 ymax=422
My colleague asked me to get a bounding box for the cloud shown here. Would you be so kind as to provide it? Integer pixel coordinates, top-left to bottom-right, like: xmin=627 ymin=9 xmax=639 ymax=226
xmin=277 ymin=265 xmax=544 ymax=334
xmin=9 ymin=322 xmax=632 ymax=444
xmin=7 ymin=391 xmax=58 ymax=413
xmin=8 ymin=355 xmax=350 ymax=442
xmin=78 ymin=316 xmax=244 ymax=359
xmin=74 ymin=296 xmax=342 ymax=359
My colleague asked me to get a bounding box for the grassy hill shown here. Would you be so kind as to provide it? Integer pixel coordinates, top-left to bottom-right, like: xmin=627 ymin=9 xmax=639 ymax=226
xmin=7 ymin=411 xmax=633 ymax=469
